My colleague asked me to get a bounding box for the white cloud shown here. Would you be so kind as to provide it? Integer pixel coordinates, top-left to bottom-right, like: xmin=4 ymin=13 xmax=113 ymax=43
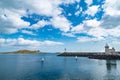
xmin=84 ymin=19 xmax=101 ymax=27
xmin=0 ymin=0 xmax=76 ymax=34
xmin=0 ymin=38 xmax=5 ymax=46
xmin=107 ymin=27 xmax=120 ymax=37
xmin=100 ymin=15 xmax=120 ymax=29
xmin=100 ymin=0 xmax=120 ymax=30
xmin=77 ymin=36 xmax=103 ymax=42
xmin=85 ymin=5 xmax=99 ymax=16
xmin=62 ymin=32 xmax=76 ymax=37
xmin=75 ymin=0 xmax=120 ymax=42
xmin=24 ymin=0 xmax=60 ymax=16
xmin=0 ymin=9 xmax=30 ymax=34
xmin=76 ymin=25 xmax=120 ymax=42
xmin=88 ymin=27 xmax=106 ymax=40
xmin=103 ymin=0 xmax=120 ymax=16
xmin=30 ymin=12 xmax=71 ymax=33
xmin=62 ymin=0 xmax=80 ymax=4
xmin=21 ymin=30 xmax=36 ymax=35
xmin=71 ymin=24 xmax=84 ymax=33
xmin=31 ymin=20 xmax=50 ymax=29
xmin=85 ymin=0 xmax=93 ymax=6
xmin=0 ymin=38 xmax=63 ymax=47
xmin=1 ymin=0 xmax=120 ymax=44
xmin=43 ymin=40 xmax=63 ymax=46
xmin=51 ymin=15 xmax=71 ymax=32
xmin=92 ymin=0 xmax=120 ymax=39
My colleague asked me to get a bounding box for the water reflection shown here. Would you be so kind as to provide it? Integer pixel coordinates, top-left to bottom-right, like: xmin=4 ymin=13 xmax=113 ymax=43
xmin=106 ymin=60 xmax=117 ymax=72
xmin=104 ymin=60 xmax=118 ymax=80
xmin=40 ymin=60 xmax=44 ymax=69
xmin=63 ymin=57 xmax=67 ymax=67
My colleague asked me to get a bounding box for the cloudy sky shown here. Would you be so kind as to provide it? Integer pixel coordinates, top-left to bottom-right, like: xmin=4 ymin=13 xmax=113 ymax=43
xmin=0 ymin=0 xmax=120 ymax=52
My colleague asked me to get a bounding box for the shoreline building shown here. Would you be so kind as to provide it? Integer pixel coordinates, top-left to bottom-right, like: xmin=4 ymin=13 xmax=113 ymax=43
xmin=105 ymin=44 xmax=115 ymax=54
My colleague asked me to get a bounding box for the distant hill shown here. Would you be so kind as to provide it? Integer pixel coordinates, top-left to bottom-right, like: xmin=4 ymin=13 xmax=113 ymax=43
xmin=11 ymin=49 xmax=40 ymax=54
xmin=0 ymin=50 xmax=51 ymax=54
xmin=14 ymin=49 xmax=40 ymax=53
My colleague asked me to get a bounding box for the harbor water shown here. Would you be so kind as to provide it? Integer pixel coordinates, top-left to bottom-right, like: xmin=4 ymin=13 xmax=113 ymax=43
xmin=0 ymin=53 xmax=120 ymax=80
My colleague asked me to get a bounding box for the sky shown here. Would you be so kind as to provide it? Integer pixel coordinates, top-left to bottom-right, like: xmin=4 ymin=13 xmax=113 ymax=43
xmin=0 ymin=0 xmax=120 ymax=52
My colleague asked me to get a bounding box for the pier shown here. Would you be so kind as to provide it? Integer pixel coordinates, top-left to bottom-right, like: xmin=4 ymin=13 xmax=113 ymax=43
xmin=58 ymin=44 xmax=120 ymax=60
xmin=58 ymin=52 xmax=120 ymax=60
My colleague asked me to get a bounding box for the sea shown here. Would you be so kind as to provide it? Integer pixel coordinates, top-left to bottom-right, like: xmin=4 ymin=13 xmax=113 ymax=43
xmin=0 ymin=53 xmax=120 ymax=80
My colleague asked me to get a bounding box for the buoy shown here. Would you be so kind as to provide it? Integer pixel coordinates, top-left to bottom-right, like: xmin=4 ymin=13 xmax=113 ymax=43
xmin=41 ymin=58 xmax=45 ymax=62
xmin=75 ymin=56 xmax=78 ymax=60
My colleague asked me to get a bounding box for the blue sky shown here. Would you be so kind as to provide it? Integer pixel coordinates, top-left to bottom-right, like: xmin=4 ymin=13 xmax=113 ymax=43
xmin=0 ymin=0 xmax=120 ymax=52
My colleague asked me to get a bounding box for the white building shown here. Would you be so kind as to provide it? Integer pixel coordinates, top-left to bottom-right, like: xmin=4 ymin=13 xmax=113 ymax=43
xmin=105 ymin=44 xmax=115 ymax=54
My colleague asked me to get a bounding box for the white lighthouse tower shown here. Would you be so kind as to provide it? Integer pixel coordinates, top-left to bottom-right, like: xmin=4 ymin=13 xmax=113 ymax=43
xmin=105 ymin=44 xmax=109 ymax=54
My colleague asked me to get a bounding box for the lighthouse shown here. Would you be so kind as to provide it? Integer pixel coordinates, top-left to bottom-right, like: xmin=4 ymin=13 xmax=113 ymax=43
xmin=105 ymin=44 xmax=109 ymax=54
xmin=105 ymin=44 xmax=115 ymax=54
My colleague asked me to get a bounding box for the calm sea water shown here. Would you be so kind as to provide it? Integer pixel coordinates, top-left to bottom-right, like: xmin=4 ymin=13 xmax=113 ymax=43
xmin=0 ymin=53 xmax=120 ymax=80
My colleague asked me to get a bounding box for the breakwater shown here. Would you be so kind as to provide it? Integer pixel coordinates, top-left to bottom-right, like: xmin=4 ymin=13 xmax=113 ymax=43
xmin=58 ymin=52 xmax=120 ymax=60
